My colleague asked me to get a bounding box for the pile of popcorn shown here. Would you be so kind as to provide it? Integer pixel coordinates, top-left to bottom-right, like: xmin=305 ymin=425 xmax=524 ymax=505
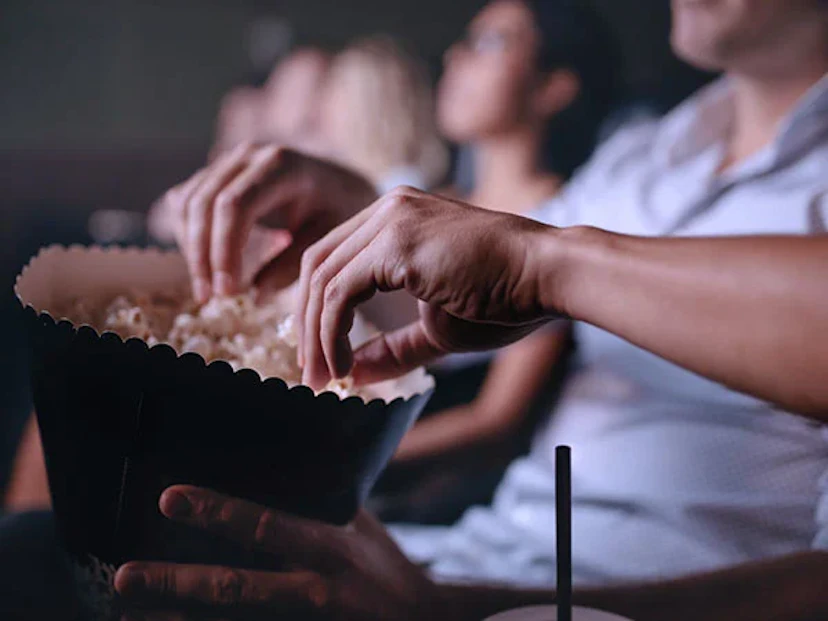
xmin=62 ymin=291 xmax=367 ymax=399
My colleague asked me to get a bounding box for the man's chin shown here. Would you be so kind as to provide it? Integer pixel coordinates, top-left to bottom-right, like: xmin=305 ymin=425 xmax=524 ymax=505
xmin=670 ymin=33 xmax=727 ymax=73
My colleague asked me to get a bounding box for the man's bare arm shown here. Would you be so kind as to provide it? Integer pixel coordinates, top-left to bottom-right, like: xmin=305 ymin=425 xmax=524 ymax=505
xmin=553 ymin=230 xmax=828 ymax=420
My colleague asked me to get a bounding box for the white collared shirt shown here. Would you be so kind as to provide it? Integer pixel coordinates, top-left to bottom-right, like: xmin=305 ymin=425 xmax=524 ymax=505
xmin=391 ymin=75 xmax=828 ymax=587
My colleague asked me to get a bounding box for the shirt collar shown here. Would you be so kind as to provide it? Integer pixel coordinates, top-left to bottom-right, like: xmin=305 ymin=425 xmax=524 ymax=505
xmin=654 ymin=71 xmax=828 ymax=171
xmin=774 ymin=72 xmax=828 ymax=162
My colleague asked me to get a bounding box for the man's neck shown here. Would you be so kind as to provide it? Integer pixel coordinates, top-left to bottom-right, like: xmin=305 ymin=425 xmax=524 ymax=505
xmin=471 ymin=128 xmax=562 ymax=214
xmin=721 ymin=55 xmax=828 ymax=172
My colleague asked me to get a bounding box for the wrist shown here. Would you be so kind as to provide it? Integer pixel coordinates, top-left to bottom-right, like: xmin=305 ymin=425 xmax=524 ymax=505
xmin=535 ymin=225 xmax=614 ymax=321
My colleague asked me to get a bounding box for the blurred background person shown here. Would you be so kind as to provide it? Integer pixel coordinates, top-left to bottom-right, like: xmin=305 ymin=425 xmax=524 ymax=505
xmin=319 ymin=36 xmax=449 ymax=191
xmin=208 ymin=85 xmax=265 ymax=158
xmin=259 ymin=46 xmax=332 ymax=157
xmin=149 ymin=46 xmax=332 ymax=246
xmin=213 ymin=46 xmax=333 ymax=159
xmin=370 ymin=0 xmax=619 ymax=525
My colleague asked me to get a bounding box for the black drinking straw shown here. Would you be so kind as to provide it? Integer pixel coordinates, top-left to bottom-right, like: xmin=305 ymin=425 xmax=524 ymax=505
xmin=556 ymin=445 xmax=572 ymax=621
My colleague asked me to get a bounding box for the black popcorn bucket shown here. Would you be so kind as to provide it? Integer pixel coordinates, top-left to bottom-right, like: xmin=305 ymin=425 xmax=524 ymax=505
xmin=15 ymin=246 xmax=433 ymax=620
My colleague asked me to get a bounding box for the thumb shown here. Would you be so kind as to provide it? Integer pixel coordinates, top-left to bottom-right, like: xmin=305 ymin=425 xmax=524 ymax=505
xmin=351 ymin=305 xmax=549 ymax=384
xmin=351 ymin=320 xmax=446 ymax=385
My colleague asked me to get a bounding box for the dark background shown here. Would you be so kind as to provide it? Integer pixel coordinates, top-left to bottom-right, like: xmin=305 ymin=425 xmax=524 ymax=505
xmin=0 ymin=0 xmax=712 ymax=491
xmin=1 ymin=0 xmax=707 ymax=154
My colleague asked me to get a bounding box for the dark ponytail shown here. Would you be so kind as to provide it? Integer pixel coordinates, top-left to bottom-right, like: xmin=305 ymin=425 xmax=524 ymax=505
xmin=525 ymin=0 xmax=621 ymax=177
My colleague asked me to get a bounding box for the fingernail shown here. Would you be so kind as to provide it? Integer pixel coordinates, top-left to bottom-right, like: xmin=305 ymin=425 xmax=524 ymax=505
xmin=160 ymin=489 xmax=192 ymax=518
xmin=214 ymin=271 xmax=235 ymax=297
xmin=193 ymin=278 xmax=211 ymax=303
xmin=115 ymin=564 xmax=147 ymax=597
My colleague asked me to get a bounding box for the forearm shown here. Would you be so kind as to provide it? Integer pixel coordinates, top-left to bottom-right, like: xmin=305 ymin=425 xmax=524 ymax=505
xmin=548 ymin=228 xmax=828 ymax=419
xmin=4 ymin=413 xmax=50 ymax=511
xmin=394 ymin=405 xmax=502 ymax=463
xmin=439 ymin=552 xmax=828 ymax=621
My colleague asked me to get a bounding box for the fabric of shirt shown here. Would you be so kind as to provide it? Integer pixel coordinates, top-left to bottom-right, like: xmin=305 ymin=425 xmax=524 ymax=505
xmin=390 ymin=75 xmax=828 ymax=587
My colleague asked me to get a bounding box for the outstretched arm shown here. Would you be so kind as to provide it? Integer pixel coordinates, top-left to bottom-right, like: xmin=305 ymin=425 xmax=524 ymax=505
xmin=294 ymin=187 xmax=828 ymax=420
xmin=553 ymin=229 xmax=828 ymax=419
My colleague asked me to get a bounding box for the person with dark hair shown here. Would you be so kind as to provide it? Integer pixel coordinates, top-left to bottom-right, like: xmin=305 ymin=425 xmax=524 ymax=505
xmin=369 ymin=0 xmax=619 ymax=524
xmin=523 ymin=0 xmax=620 ymax=177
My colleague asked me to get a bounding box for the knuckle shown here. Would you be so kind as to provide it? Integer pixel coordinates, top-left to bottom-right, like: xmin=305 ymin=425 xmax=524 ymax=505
xmin=254 ymin=509 xmax=280 ymax=547
xmin=215 ymin=190 xmax=238 ymax=213
xmin=388 ymin=184 xmax=415 ymax=199
xmin=377 ymin=196 xmax=399 ymax=218
xmin=262 ymin=144 xmax=284 ymax=163
xmin=188 ymin=199 xmax=210 ymax=226
xmin=155 ymin=566 xmax=177 ymax=596
xmin=191 ymin=495 xmax=219 ymax=527
xmin=237 ymin=140 xmax=257 ymax=155
xmin=217 ymin=499 xmax=238 ymax=525
xmin=212 ymin=568 xmax=247 ymax=605
xmin=392 ymin=259 xmax=413 ymax=288
xmin=166 ymin=190 xmax=187 ymax=215
xmin=310 ymin=267 xmax=331 ymax=293
xmin=211 ymin=150 xmax=232 ymax=168
xmin=163 ymin=187 xmax=180 ymax=207
xmin=390 ymin=185 xmax=420 ymax=207
xmin=300 ymin=247 xmax=319 ymax=274
xmin=323 ymin=278 xmax=342 ymax=306
xmin=303 ymin=574 xmax=330 ymax=611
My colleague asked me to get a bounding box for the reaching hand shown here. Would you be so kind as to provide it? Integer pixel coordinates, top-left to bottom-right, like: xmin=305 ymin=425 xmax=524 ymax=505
xmin=296 ymin=186 xmax=563 ymax=389
xmin=164 ymin=144 xmax=377 ymax=302
xmin=115 ymin=485 xmax=448 ymax=621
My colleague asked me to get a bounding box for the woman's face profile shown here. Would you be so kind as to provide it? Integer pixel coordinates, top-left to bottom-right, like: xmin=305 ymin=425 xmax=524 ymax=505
xmin=437 ymin=0 xmax=541 ymax=143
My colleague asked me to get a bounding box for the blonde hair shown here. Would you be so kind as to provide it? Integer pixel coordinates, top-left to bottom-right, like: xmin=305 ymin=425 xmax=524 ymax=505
xmin=324 ymin=37 xmax=448 ymax=188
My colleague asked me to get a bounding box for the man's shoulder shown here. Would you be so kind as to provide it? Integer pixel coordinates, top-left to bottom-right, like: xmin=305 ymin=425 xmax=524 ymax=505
xmin=531 ymin=118 xmax=663 ymax=226
xmin=590 ymin=116 xmax=663 ymax=170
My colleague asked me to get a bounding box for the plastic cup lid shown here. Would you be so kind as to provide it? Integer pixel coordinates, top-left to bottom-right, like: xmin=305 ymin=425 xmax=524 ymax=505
xmin=483 ymin=605 xmax=633 ymax=621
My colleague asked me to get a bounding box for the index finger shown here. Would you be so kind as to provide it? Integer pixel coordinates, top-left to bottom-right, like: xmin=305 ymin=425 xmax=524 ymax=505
xmin=295 ymin=199 xmax=382 ymax=367
xmin=159 ymin=486 xmax=347 ymax=569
